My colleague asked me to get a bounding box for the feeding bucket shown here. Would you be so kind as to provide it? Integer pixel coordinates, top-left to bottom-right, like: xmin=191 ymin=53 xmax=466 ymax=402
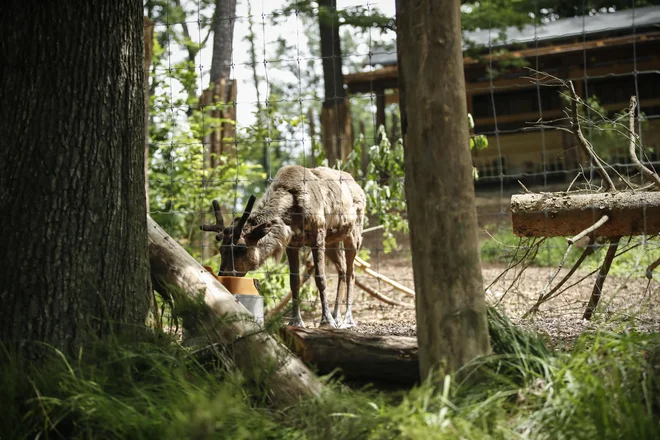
xmin=216 ymin=276 xmax=264 ymax=324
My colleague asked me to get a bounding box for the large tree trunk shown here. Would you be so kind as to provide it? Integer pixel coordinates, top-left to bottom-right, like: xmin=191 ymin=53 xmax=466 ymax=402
xmin=147 ymin=216 xmax=323 ymax=407
xmin=318 ymin=0 xmax=353 ymax=165
xmin=395 ymin=0 xmax=491 ymax=379
xmin=144 ymin=16 xmax=154 ymax=212
xmin=0 ymin=0 xmax=151 ymax=358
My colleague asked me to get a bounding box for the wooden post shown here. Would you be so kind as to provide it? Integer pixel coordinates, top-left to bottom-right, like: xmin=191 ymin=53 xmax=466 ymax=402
xmin=307 ymin=107 xmax=317 ymax=166
xmin=395 ymin=0 xmax=491 ymax=379
xmin=376 ymin=87 xmax=386 ymax=135
xmin=359 ymin=119 xmax=368 ymax=177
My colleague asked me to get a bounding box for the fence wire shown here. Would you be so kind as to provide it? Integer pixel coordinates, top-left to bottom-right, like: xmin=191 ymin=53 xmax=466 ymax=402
xmin=146 ymin=0 xmax=660 ymax=337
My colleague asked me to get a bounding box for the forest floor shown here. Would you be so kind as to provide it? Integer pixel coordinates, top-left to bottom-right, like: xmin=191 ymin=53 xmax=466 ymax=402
xmin=298 ymin=259 xmax=660 ymax=349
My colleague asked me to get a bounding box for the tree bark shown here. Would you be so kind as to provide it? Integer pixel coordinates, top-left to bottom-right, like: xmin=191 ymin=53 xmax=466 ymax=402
xmin=318 ymin=0 xmax=353 ymax=165
xmin=395 ymin=0 xmax=491 ymax=379
xmin=0 ymin=0 xmax=151 ymax=358
xmin=210 ymin=0 xmax=237 ymax=84
xmin=281 ymin=326 xmax=419 ymax=386
xmin=511 ymin=192 xmax=660 ymax=237
xmin=144 ymin=16 xmax=154 ymax=213
xmin=147 ymin=216 xmax=323 ymax=407
xmin=200 ymin=0 xmax=237 ymax=262
xmin=321 ymin=99 xmax=353 ymax=164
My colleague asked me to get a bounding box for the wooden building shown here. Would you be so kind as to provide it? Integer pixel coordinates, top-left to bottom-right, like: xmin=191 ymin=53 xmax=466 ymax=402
xmin=345 ymin=6 xmax=660 ymax=187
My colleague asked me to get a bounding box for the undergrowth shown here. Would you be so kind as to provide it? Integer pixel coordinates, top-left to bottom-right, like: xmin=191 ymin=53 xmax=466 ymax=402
xmin=2 ymin=310 xmax=658 ymax=440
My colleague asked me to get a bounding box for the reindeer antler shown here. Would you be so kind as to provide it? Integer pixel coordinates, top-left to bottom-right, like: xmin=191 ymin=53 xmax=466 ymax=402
xmin=234 ymin=195 xmax=256 ymax=237
xmin=200 ymin=200 xmax=225 ymax=235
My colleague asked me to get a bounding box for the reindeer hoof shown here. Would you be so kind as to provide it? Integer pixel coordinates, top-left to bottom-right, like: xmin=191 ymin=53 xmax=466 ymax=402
xmin=339 ymin=314 xmax=356 ymax=329
xmin=288 ymin=317 xmax=306 ymax=328
xmin=319 ymin=316 xmax=338 ymax=329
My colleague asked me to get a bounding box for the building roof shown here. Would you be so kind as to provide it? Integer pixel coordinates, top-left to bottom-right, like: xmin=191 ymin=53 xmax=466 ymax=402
xmin=366 ymin=5 xmax=660 ymax=67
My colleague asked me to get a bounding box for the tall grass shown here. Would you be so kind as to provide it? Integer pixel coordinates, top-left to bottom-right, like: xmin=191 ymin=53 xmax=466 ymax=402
xmin=2 ymin=313 xmax=658 ymax=439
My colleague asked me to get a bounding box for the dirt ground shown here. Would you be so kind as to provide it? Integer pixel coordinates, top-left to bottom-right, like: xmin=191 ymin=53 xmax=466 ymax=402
xmin=285 ymin=184 xmax=660 ymax=347
xmin=297 ymin=255 xmax=660 ymax=349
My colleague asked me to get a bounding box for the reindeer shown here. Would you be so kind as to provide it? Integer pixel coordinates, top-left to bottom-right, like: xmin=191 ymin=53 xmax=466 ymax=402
xmin=200 ymin=165 xmax=366 ymax=328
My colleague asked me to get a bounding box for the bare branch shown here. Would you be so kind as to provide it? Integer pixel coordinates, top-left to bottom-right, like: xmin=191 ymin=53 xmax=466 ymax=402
xmin=518 ymin=180 xmax=531 ymax=193
xmin=362 ymin=225 xmax=384 ymax=234
xmin=583 ymin=237 xmax=621 ymax=320
xmin=627 ymin=96 xmax=660 ymax=190
xmin=354 ymin=260 xmax=416 ymax=297
xmin=568 ymin=81 xmax=616 ymax=192
xmin=355 ymin=279 xmax=412 ymax=307
xmin=485 ymin=237 xmax=544 ymax=292
xmin=646 ymin=256 xmax=660 ymax=280
xmin=566 ymin=214 xmax=609 ymax=245
xmin=523 ymin=243 xmax=596 ymax=318
xmin=565 ymin=170 xmax=583 ymax=193
xmin=494 ymin=239 xmax=542 ymax=306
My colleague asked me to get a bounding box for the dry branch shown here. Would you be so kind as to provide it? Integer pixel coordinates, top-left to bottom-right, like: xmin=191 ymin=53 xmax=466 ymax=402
xmin=280 ymin=326 xmax=419 ymax=385
xmin=355 ymin=256 xmax=371 ymax=268
xmin=354 ymin=258 xmax=416 ymax=296
xmin=147 ymin=216 xmax=323 ymax=406
xmin=511 ymin=192 xmax=660 ymax=238
xmin=568 ymin=81 xmax=616 ymax=191
xmin=567 ymin=214 xmax=609 ymax=244
xmin=646 ymin=256 xmax=660 ymax=280
xmin=523 ymin=244 xmax=596 ymax=317
xmin=628 ymin=96 xmax=660 ymax=190
xmin=355 ymin=279 xmax=412 ymax=307
xmin=583 ymin=237 xmax=621 ymax=320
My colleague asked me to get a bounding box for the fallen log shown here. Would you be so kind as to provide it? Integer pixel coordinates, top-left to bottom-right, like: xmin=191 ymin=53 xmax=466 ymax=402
xmin=511 ymin=191 xmax=660 ymax=238
xmin=147 ymin=216 xmax=323 ymax=407
xmin=280 ymin=326 xmax=419 ymax=386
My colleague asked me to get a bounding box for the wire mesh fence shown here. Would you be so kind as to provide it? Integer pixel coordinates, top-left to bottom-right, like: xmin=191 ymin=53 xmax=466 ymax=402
xmin=145 ymin=0 xmax=660 ymax=338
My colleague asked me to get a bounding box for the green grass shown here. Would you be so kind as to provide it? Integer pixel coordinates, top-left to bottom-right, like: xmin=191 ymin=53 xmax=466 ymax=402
xmin=2 ymin=309 xmax=659 ymax=440
xmin=480 ymin=227 xmax=659 ymax=278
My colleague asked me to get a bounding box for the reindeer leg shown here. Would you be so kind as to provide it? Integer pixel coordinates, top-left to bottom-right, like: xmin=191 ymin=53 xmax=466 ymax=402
xmin=326 ymin=245 xmax=346 ymax=322
xmin=340 ymin=234 xmax=361 ymax=329
xmin=286 ymin=246 xmax=305 ymax=328
xmin=312 ymin=229 xmax=337 ymax=328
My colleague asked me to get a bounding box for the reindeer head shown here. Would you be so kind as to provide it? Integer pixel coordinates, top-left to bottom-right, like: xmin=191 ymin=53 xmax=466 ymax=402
xmin=200 ymin=196 xmax=271 ymax=277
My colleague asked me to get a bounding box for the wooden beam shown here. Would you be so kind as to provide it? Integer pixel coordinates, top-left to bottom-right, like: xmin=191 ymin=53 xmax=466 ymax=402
xmin=345 ymin=40 xmax=660 ymax=95
xmin=464 ymin=31 xmax=660 ymax=66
